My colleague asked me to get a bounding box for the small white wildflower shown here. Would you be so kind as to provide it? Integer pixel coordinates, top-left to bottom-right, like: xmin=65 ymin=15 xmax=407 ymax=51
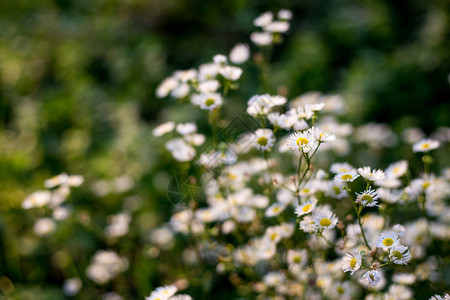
xmin=357 ymin=167 xmax=386 ymax=182
xmin=363 ymin=270 xmax=381 ymax=287
xmin=229 ymin=43 xmax=250 ymax=64
xmin=250 ymin=32 xmax=273 ymax=46
xmin=356 ymin=188 xmax=381 ymax=207
xmin=342 ymin=251 xmax=363 ymax=275
xmin=253 ymin=128 xmax=275 ymax=152
xmin=376 ymin=231 xmax=400 ymax=249
xmin=412 ymin=138 xmax=440 ymax=152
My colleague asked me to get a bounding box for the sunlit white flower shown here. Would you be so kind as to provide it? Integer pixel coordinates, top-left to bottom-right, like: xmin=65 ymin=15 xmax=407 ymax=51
xmin=253 ymin=128 xmax=275 ymax=152
xmin=213 ymin=54 xmax=227 ymax=65
xmin=385 ymin=160 xmax=408 ymax=178
xmin=191 ymin=93 xmax=223 ymax=111
xmin=265 ymin=202 xmax=286 ymax=217
xmin=334 ymin=169 xmax=360 ymax=183
xmin=342 ymin=251 xmax=363 ymax=275
xmin=263 ymin=271 xmax=285 ymax=287
xmin=294 ymin=198 xmax=317 ymax=216
xmin=198 ymin=63 xmax=219 ymax=81
xmin=356 ymin=188 xmax=381 ymax=207
xmin=389 ymin=244 xmax=412 ymax=265
xmin=363 ymin=270 xmax=381 ymax=288
xmin=312 ymin=208 xmax=338 ymax=231
xmin=250 ymin=32 xmax=273 ymax=46
xmin=156 ymin=77 xmax=178 ymax=98
xmin=153 ymin=121 xmax=175 ymax=137
xmin=219 ymin=66 xmax=243 ymax=81
xmin=412 ymin=138 xmax=440 ymax=152
xmin=429 ymin=293 xmax=450 ymax=300
xmin=357 ymin=167 xmax=386 ymax=182
xmin=198 ymin=80 xmax=220 ymax=93
xmin=229 ymin=43 xmax=250 ymax=64
xmin=287 ymin=249 xmax=307 ymax=268
xmin=176 ymin=123 xmax=197 ymax=135
xmin=330 ymin=162 xmax=355 ymax=174
xmin=278 ymin=9 xmax=292 ymax=20
xmin=376 ymin=231 xmax=400 ymax=249
xmin=22 ymin=191 xmax=52 ymax=209
xmin=63 ymin=278 xmax=82 ymax=296
xmin=286 ymin=131 xmax=317 ymax=153
xmin=174 ymin=69 xmax=197 ymax=83
xmin=170 ymin=83 xmax=190 ymax=99
xmin=33 ymin=217 xmax=56 ymax=237
xmin=253 ymin=11 xmax=273 ymax=27
xmin=264 ymin=21 xmax=290 ymax=33
xmin=309 ymin=126 xmax=336 ymax=143
xmin=146 ymin=285 xmax=178 ymax=300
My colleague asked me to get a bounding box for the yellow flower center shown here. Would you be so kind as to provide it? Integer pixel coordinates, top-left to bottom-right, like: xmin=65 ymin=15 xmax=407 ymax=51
xmin=270 ymin=233 xmax=278 ymax=241
xmin=257 ymin=137 xmax=268 ymax=146
xmin=296 ymin=137 xmax=309 ymax=146
xmin=337 ymin=286 xmax=345 ymax=294
xmin=205 ymin=98 xmax=215 ymax=106
xmin=350 ymin=257 xmax=357 ymax=269
xmin=320 ymin=218 xmax=331 ymax=227
xmin=228 ymin=173 xmax=237 ymax=180
xmin=422 ymin=181 xmax=430 ymax=189
xmin=293 ymin=256 xmax=302 ymax=264
xmin=273 ymin=206 xmax=280 ymax=213
xmin=392 ymin=250 xmax=403 ymax=260
xmin=302 ymin=204 xmax=312 ymax=212
xmin=301 ymin=188 xmax=310 ymax=193
xmin=333 ymin=186 xmax=341 ymax=194
xmin=382 ymin=238 xmax=394 ymax=246
xmin=422 ymin=143 xmax=430 ymax=149
xmin=393 ymin=167 xmax=400 ymax=175
xmin=341 ymin=174 xmax=353 ymax=181
xmin=361 ymin=194 xmax=373 ymax=203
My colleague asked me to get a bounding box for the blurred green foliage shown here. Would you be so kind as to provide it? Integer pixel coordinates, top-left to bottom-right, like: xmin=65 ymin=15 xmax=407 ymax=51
xmin=0 ymin=0 xmax=449 ymax=299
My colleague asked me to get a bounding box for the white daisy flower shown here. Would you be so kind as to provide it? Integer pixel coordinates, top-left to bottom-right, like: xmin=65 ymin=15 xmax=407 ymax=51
xmin=287 ymin=249 xmax=307 ymax=268
xmin=229 ymin=43 xmax=250 ymax=64
xmin=213 ymin=54 xmax=227 ymax=65
xmin=176 ymin=122 xmax=197 ymax=135
xmin=342 ymin=251 xmax=363 ymax=275
xmin=312 ymin=208 xmax=339 ymax=231
xmin=305 ymin=102 xmax=325 ymax=112
xmin=198 ymin=80 xmax=220 ymax=93
xmin=174 ymin=69 xmax=197 ymax=83
xmin=330 ymin=162 xmax=355 ymax=174
xmin=294 ymin=198 xmax=317 ymax=216
xmin=356 ymin=188 xmax=381 ymax=207
xmin=219 ymin=66 xmax=243 ymax=81
xmin=385 ymin=160 xmax=408 ymax=178
xmin=253 ymin=11 xmax=273 ymax=27
xmin=265 ymin=202 xmax=286 ymax=217
xmin=156 ymin=77 xmax=178 ymax=98
xmin=357 ymin=167 xmax=386 ymax=182
xmin=253 ymin=128 xmax=275 ymax=152
xmin=146 ymin=284 xmax=178 ymax=300
xmin=191 ymin=93 xmax=223 ymax=111
xmin=376 ymin=231 xmax=400 ymax=249
xmin=309 ymin=126 xmax=336 ymax=143
xmin=152 ymin=121 xmax=175 ymax=137
xmin=22 ymin=191 xmax=52 ymax=209
xmin=286 ymin=131 xmax=317 ymax=153
xmin=334 ymin=169 xmax=360 ymax=183
xmin=429 ymin=293 xmax=450 ymax=300
xmin=389 ymin=244 xmax=412 ymax=265
xmin=412 ymin=138 xmax=440 ymax=152
xmin=250 ymin=32 xmax=273 ymax=46
xmin=198 ymin=63 xmax=219 ymax=81
xmin=299 ymin=216 xmax=316 ymax=233
xmin=362 ymin=270 xmax=381 ymax=288
xmin=278 ymin=9 xmax=293 ymax=20
xmin=264 ymin=21 xmax=290 ymax=33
